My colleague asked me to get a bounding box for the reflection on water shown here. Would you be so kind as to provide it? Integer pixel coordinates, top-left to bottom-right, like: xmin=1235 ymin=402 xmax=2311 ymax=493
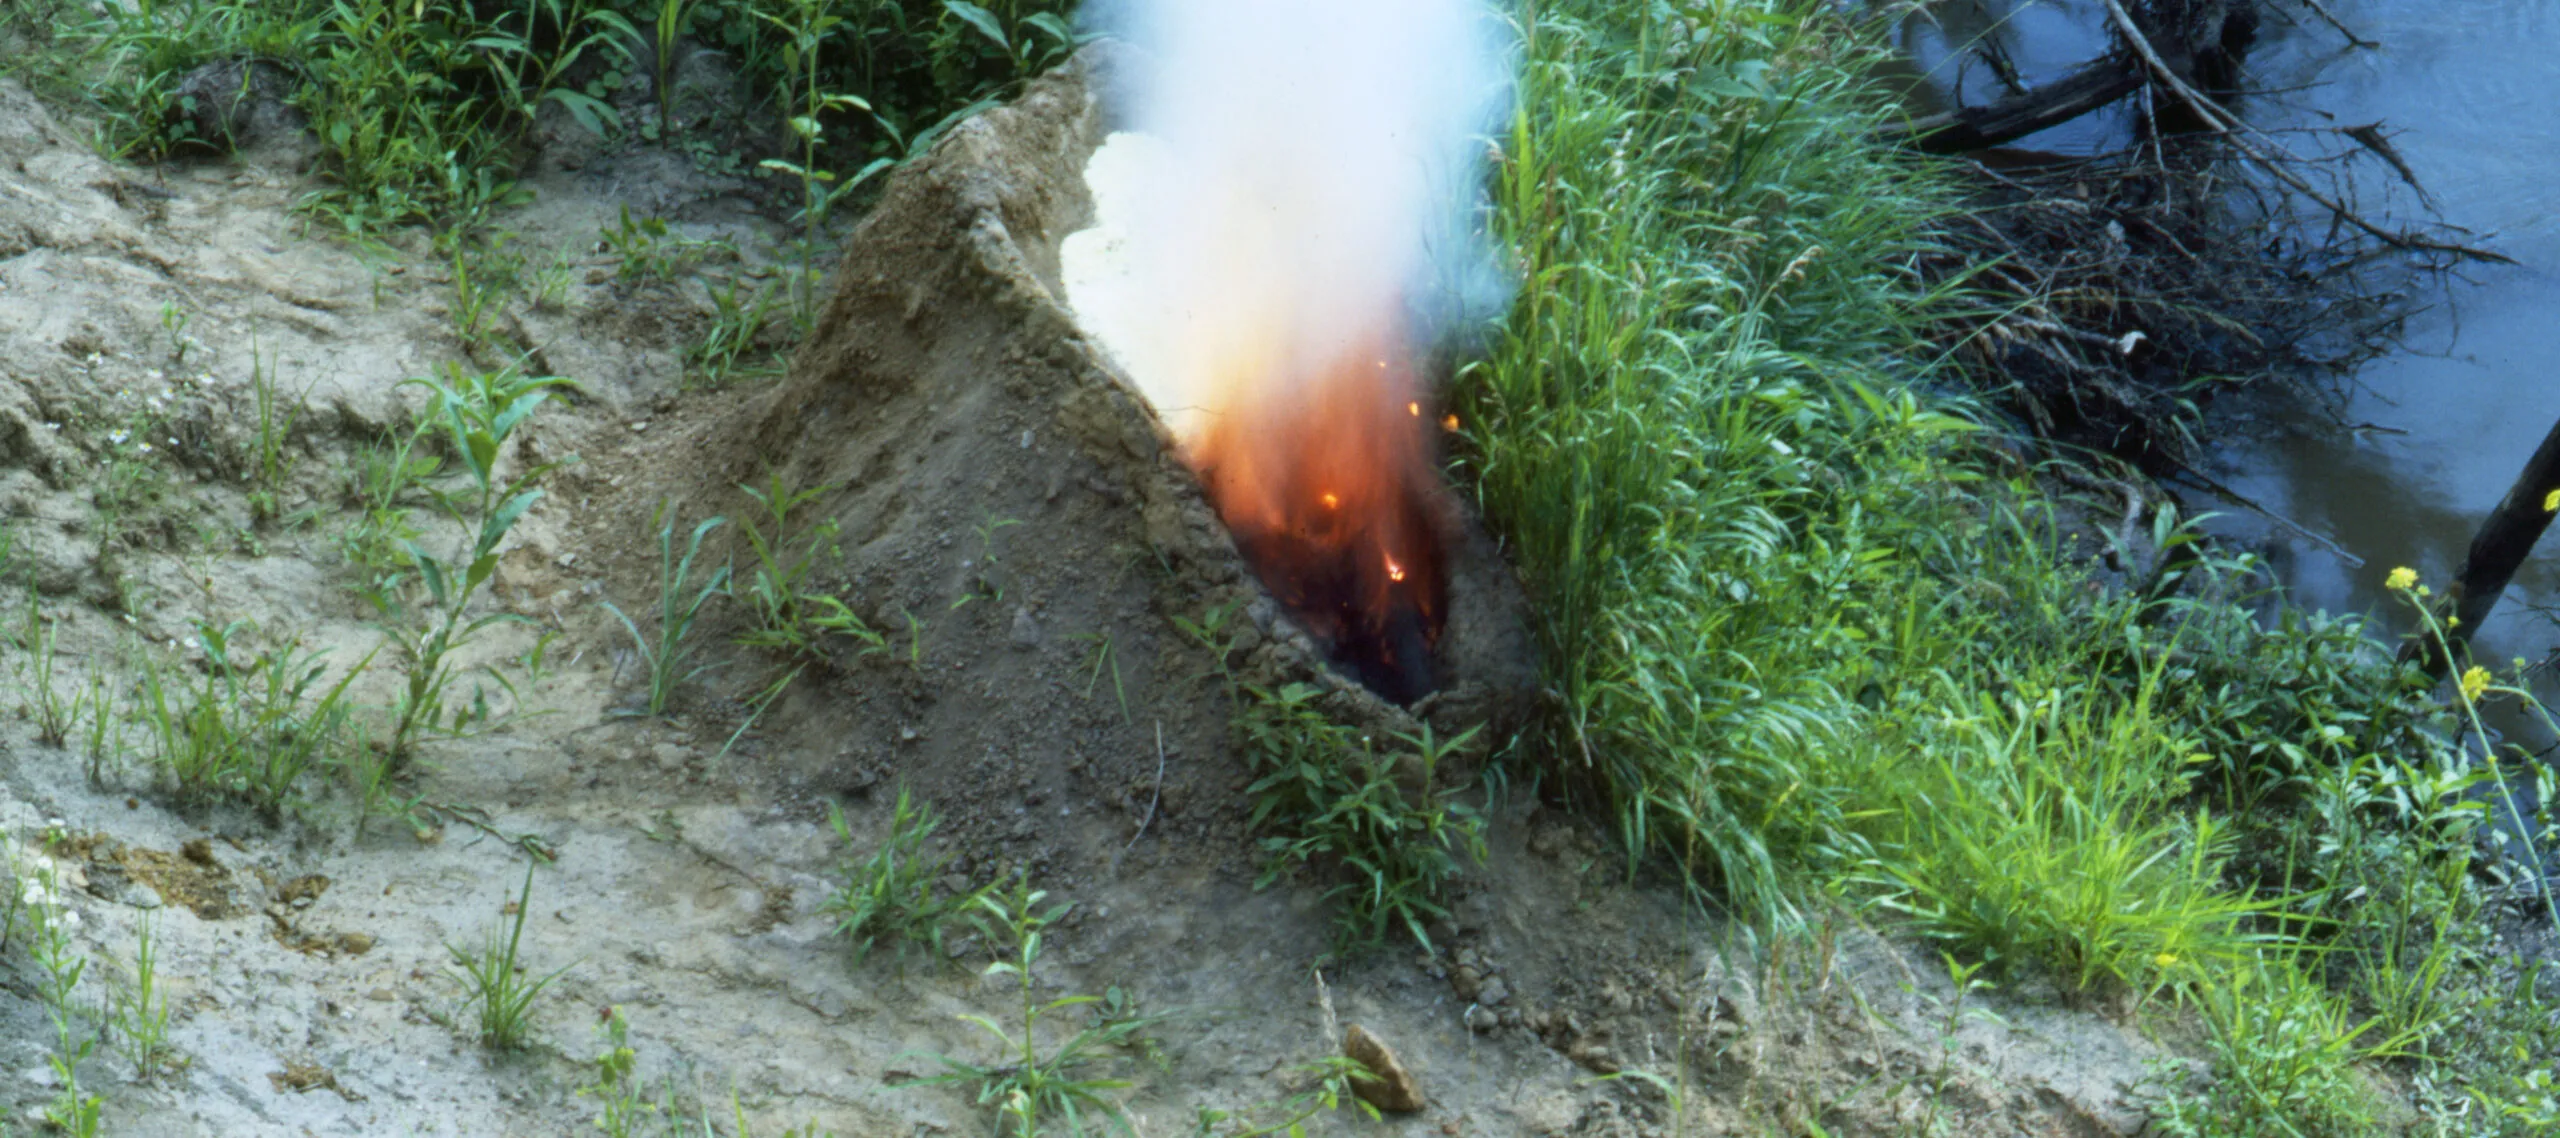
xmin=2197 ymin=2 xmax=2560 ymax=866
xmin=1879 ymin=0 xmax=2131 ymax=154
xmin=2204 ymin=1 xmax=2560 ymax=667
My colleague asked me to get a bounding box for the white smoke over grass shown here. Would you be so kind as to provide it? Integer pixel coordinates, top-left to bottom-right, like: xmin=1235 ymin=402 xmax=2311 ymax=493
xmin=1063 ymin=0 xmax=1511 ymax=445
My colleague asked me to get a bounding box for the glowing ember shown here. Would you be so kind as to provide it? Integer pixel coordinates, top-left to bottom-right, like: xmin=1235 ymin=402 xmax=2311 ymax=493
xmin=1057 ymin=0 xmax=1504 ymax=702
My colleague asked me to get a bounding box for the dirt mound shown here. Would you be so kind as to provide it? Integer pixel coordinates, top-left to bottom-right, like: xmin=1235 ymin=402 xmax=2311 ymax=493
xmin=599 ymin=50 xmax=1539 ymax=862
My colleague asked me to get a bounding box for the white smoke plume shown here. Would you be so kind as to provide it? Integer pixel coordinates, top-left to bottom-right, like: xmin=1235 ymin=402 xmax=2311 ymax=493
xmin=1063 ymin=0 xmax=1511 ymax=445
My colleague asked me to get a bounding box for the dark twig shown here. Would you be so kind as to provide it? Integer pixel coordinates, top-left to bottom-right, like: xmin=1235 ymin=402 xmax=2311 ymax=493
xmin=2099 ymin=0 xmax=2511 ymax=266
xmin=2289 ymin=0 xmax=2380 ymax=50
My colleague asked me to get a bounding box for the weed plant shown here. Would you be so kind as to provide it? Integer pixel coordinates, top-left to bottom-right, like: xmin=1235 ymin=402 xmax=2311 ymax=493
xmin=447 ymin=863 xmax=571 ymax=1051
xmin=107 ymin=913 xmax=175 ymax=1080
xmin=17 ymin=602 xmax=88 ymax=750
xmin=1189 ymin=1055 xmax=1379 ymax=1137
xmin=1240 ymin=683 xmax=1483 ymax=953
xmin=136 ymin=619 xmax=368 ymax=819
xmin=734 ymin=474 xmax=885 ymax=659
xmin=367 ymin=364 xmax=572 ymax=760
xmin=604 ymin=504 xmax=731 ymax=717
xmin=21 ymin=858 xmax=101 ymax=1135
xmin=244 ymin=347 xmax=314 ymax=523
xmin=41 ymin=0 xmax=1068 ymax=239
xmin=908 ymin=877 xmax=1148 ymax=1138
xmin=602 ymin=205 xmax=734 ymax=283
xmin=821 ymin=788 xmax=986 ymax=962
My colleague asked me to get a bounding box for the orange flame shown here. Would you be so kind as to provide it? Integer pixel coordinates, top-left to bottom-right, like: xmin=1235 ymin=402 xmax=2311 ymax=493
xmin=1187 ymin=325 xmax=1447 ymax=697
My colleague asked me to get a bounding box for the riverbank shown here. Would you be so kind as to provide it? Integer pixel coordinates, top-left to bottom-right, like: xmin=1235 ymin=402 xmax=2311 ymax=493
xmin=1460 ymin=1 xmax=2557 ymax=1133
xmin=0 ymin=2 xmax=2542 ymax=1136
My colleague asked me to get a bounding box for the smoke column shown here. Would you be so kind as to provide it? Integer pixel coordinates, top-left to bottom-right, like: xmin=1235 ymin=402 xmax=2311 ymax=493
xmin=1063 ymin=0 xmax=1510 ymax=446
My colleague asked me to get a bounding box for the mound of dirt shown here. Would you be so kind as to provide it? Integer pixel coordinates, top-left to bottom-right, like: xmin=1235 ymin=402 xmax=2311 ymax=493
xmin=597 ymin=50 xmax=1540 ymax=859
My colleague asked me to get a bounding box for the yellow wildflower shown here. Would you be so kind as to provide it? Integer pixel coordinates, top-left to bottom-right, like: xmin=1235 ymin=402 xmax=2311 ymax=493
xmin=2385 ymin=566 xmax=2417 ymax=591
xmin=2449 ymin=615 xmax=2462 ymax=628
xmin=2545 ymin=488 xmax=2560 ymax=513
xmin=2153 ymin=953 xmax=2179 ymax=970
xmin=2460 ymin=666 xmax=2492 ymax=703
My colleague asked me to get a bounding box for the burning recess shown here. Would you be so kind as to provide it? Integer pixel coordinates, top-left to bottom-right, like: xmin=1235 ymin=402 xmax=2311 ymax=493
xmin=1061 ymin=0 xmax=1507 ymax=703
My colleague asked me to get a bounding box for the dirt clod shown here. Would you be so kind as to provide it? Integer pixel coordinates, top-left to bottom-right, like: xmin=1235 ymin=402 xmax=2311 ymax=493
xmin=1343 ymin=1024 xmax=1425 ymax=1113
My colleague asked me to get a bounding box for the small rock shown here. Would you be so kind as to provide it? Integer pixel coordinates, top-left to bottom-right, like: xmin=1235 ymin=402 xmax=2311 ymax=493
xmin=338 ymin=932 xmax=375 ymax=955
xmin=1009 ymin=607 xmax=1040 ymax=649
xmin=1450 ymin=965 xmax=1482 ymax=1001
xmin=1342 ymin=1024 xmax=1424 ymax=1113
xmin=366 ymin=988 xmax=396 ymax=1003
xmin=182 ymin=838 xmax=217 ymax=867
xmin=1475 ymin=978 xmax=1510 ymax=1007
xmin=1566 ymin=1038 xmax=1619 ymax=1075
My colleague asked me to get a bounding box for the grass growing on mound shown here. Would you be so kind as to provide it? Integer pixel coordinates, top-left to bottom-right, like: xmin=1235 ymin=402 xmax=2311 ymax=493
xmin=1462 ymin=1 xmax=2559 ymax=1132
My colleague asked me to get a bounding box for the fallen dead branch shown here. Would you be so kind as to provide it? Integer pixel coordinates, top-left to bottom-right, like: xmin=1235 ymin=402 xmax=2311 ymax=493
xmin=2096 ymin=0 xmax=2511 ymax=266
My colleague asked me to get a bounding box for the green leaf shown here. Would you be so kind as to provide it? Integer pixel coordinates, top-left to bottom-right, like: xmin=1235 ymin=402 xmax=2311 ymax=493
xmin=942 ymin=1 xmax=1008 ymax=52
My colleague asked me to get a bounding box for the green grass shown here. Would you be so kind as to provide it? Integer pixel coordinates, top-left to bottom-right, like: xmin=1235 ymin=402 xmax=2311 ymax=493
xmin=905 ymin=877 xmax=1152 ymax=1138
xmin=1240 ymin=682 xmax=1484 ymax=953
xmin=135 ymin=618 xmax=370 ymax=819
xmin=603 ymin=504 xmax=732 ymax=718
xmin=26 ymin=0 xmax=1075 ymax=240
xmin=821 ymin=787 xmax=987 ymax=962
xmin=446 ymin=862 xmax=572 ymax=1051
xmin=1456 ymin=1 xmax=2557 ymax=1133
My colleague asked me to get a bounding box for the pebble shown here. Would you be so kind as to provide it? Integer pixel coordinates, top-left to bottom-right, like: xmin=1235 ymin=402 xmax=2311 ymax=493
xmin=367 ymin=988 xmax=397 ymax=1002
xmin=1010 ymin=606 xmax=1040 ymax=648
xmin=1342 ymin=1024 xmax=1425 ymax=1113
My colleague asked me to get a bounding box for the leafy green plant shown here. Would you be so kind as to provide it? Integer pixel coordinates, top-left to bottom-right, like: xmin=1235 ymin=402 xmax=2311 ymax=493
xmin=907 ymin=877 xmax=1150 ymax=1137
xmin=1072 ymin=632 xmax=1127 ymax=722
xmin=17 ymin=601 xmax=89 ymax=750
xmin=245 ymin=344 xmax=316 ymax=523
xmin=579 ymin=1006 xmax=657 ymax=1137
xmin=2149 ymin=958 xmax=2380 ymax=1137
xmin=692 ymin=273 xmax=786 ymax=384
xmin=601 ymin=204 xmax=733 ymax=283
xmin=1190 ymin=1055 xmax=1381 ymax=1137
xmin=733 ymin=473 xmax=885 ymax=661
xmin=602 ymin=504 xmax=731 ymax=718
xmin=23 ymin=859 xmax=100 ymax=1136
xmin=108 ymin=912 xmax=176 ymax=1080
xmin=367 ymin=364 xmax=572 ymax=760
xmin=1240 ymin=683 xmax=1484 ymax=952
xmin=159 ymin=300 xmax=198 ymax=365
xmin=647 ymin=0 xmax=704 ymax=133
xmin=1861 ymin=662 xmax=2285 ymax=998
xmin=136 ymin=619 xmax=370 ymax=819
xmin=447 ymin=862 xmax=571 ymax=1051
xmin=821 ymin=787 xmax=985 ymax=962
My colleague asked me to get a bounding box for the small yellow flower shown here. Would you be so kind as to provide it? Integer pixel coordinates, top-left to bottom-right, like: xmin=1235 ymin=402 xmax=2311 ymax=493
xmin=2448 ymin=615 xmax=2462 ymax=628
xmin=2460 ymin=666 xmax=2492 ymax=703
xmin=2153 ymin=953 xmax=2179 ymax=971
xmin=2544 ymin=488 xmax=2559 ymax=513
xmin=2418 ymin=585 xmax=2432 ymax=598
xmin=2385 ymin=566 xmax=2417 ymax=591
